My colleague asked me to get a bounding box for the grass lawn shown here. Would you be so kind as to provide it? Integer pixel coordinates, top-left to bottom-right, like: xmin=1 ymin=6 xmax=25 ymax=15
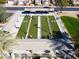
xmin=48 ymin=16 xmax=59 ymax=31
xmin=0 ymin=56 xmax=3 ymax=59
xmin=41 ymin=16 xmax=49 ymax=39
xmin=17 ymin=16 xmax=30 ymax=38
xmin=28 ymin=16 xmax=38 ymax=39
xmin=48 ymin=16 xmax=62 ymax=39
xmin=61 ymin=16 xmax=79 ymax=44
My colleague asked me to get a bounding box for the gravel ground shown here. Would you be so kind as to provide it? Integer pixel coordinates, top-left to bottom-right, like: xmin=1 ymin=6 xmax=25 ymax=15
xmin=58 ymin=11 xmax=79 ymax=18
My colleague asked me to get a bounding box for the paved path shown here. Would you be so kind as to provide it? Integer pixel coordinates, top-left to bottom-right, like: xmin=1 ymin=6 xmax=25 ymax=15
xmin=3 ymin=11 xmax=25 ymax=38
xmin=25 ymin=16 xmax=32 ymax=39
xmin=53 ymin=12 xmax=71 ymax=42
xmin=53 ymin=12 xmax=75 ymax=58
xmin=10 ymin=39 xmax=56 ymax=57
xmin=37 ymin=16 xmax=41 ymax=39
xmin=47 ymin=16 xmax=52 ymax=34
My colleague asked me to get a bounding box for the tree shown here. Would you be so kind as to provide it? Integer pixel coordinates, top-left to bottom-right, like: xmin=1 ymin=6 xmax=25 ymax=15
xmin=68 ymin=0 xmax=74 ymax=6
xmin=50 ymin=0 xmax=53 ymax=4
xmin=42 ymin=51 xmax=52 ymax=59
xmin=0 ymin=30 xmax=17 ymax=59
xmin=55 ymin=0 xmax=64 ymax=13
xmin=0 ymin=0 xmax=6 ymax=4
xmin=32 ymin=0 xmax=35 ymax=5
xmin=0 ymin=6 xmax=7 ymax=23
xmin=32 ymin=0 xmax=38 ymax=6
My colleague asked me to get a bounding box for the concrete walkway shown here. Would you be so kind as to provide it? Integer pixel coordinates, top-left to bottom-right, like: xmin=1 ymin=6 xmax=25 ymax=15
xmin=3 ymin=11 xmax=25 ymax=38
xmin=47 ymin=16 xmax=52 ymax=34
xmin=53 ymin=12 xmax=71 ymax=42
xmin=37 ymin=16 xmax=41 ymax=39
xmin=10 ymin=39 xmax=56 ymax=57
xmin=25 ymin=16 xmax=32 ymax=39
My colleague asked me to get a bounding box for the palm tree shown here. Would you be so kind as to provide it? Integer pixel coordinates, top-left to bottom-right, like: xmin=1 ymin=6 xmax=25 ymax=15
xmin=0 ymin=30 xmax=17 ymax=59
